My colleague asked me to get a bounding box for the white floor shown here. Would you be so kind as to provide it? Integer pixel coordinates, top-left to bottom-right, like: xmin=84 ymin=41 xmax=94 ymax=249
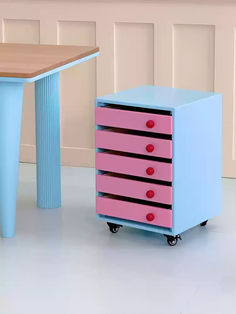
xmin=0 ymin=164 xmax=236 ymax=314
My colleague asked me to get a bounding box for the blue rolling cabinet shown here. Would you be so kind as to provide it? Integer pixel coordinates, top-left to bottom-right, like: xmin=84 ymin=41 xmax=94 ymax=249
xmin=95 ymin=85 xmax=222 ymax=246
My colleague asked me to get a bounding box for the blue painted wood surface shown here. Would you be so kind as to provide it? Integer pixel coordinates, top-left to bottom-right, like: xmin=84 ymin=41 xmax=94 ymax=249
xmin=96 ymin=85 xmax=222 ymax=237
xmin=96 ymin=85 xmax=218 ymax=110
xmin=172 ymin=94 xmax=222 ymax=235
xmin=35 ymin=73 xmax=61 ymax=209
xmin=0 ymin=82 xmax=24 ymax=237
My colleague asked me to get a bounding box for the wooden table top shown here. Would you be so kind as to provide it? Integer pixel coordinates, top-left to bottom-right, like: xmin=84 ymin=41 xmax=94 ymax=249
xmin=0 ymin=43 xmax=99 ymax=78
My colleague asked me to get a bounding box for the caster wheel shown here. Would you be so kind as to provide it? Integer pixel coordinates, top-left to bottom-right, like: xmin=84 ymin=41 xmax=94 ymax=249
xmin=200 ymin=220 xmax=208 ymax=227
xmin=167 ymin=237 xmax=178 ymax=246
xmin=164 ymin=234 xmax=182 ymax=246
xmin=107 ymin=222 xmax=122 ymax=234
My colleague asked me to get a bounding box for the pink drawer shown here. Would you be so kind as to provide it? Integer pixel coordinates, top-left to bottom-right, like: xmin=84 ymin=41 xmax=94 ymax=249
xmin=96 ymin=152 xmax=172 ymax=182
xmin=95 ymin=107 xmax=172 ymax=134
xmin=96 ymin=196 xmax=172 ymax=228
xmin=95 ymin=130 xmax=172 ymax=159
xmin=96 ymin=174 xmax=172 ymax=205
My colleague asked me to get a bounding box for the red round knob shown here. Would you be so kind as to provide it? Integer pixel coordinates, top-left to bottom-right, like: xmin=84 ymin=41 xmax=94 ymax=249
xmin=146 ymin=144 xmax=154 ymax=153
xmin=146 ymin=190 xmax=155 ymax=198
xmin=146 ymin=167 xmax=155 ymax=176
xmin=146 ymin=213 xmax=155 ymax=222
xmin=146 ymin=120 xmax=155 ymax=129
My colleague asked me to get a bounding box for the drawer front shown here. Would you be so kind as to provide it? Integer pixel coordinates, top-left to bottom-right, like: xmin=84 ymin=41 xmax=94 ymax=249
xmin=95 ymin=107 xmax=173 ymax=134
xmin=95 ymin=130 xmax=172 ymax=159
xmin=96 ymin=196 xmax=172 ymax=228
xmin=96 ymin=174 xmax=172 ymax=205
xmin=96 ymin=152 xmax=172 ymax=182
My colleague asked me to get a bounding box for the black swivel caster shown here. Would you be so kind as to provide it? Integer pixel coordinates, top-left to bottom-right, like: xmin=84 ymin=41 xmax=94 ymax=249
xmin=107 ymin=222 xmax=122 ymax=234
xmin=200 ymin=220 xmax=208 ymax=227
xmin=164 ymin=234 xmax=182 ymax=246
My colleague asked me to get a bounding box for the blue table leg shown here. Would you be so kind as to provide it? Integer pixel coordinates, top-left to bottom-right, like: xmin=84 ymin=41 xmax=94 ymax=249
xmin=0 ymin=82 xmax=24 ymax=237
xmin=35 ymin=73 xmax=61 ymax=209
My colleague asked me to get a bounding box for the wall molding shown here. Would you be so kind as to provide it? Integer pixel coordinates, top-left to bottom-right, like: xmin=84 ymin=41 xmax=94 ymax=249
xmin=1 ymin=1 xmax=236 ymax=175
xmin=20 ymin=144 xmax=95 ymax=167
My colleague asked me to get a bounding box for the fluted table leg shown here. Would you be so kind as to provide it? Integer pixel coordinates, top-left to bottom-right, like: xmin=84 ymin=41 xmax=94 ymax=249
xmin=0 ymin=82 xmax=24 ymax=237
xmin=35 ymin=73 xmax=61 ymax=209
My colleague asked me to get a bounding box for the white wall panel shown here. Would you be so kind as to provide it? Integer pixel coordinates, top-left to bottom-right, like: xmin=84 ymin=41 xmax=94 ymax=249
xmin=114 ymin=22 xmax=154 ymax=92
xmin=0 ymin=20 xmax=3 ymax=43
xmin=3 ymin=19 xmax=40 ymax=44
xmin=0 ymin=1 xmax=235 ymax=176
xmin=173 ymin=24 xmax=215 ymax=91
xmin=58 ymin=21 xmax=96 ymax=166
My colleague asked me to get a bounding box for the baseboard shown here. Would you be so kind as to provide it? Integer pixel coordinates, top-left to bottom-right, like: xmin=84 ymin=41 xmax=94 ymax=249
xmin=61 ymin=147 xmax=95 ymax=167
xmin=20 ymin=144 xmax=95 ymax=167
xmin=20 ymin=144 xmax=36 ymax=163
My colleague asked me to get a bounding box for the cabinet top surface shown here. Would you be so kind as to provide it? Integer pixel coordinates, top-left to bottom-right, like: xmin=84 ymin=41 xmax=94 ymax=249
xmin=97 ymin=85 xmax=220 ymax=110
xmin=0 ymin=43 xmax=99 ymax=78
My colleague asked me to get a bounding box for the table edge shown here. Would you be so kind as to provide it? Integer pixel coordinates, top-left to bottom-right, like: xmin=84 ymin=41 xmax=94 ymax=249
xmin=0 ymin=51 xmax=100 ymax=83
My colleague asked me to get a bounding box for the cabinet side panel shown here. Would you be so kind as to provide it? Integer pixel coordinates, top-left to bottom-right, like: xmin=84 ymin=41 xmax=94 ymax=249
xmin=172 ymin=94 xmax=222 ymax=235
